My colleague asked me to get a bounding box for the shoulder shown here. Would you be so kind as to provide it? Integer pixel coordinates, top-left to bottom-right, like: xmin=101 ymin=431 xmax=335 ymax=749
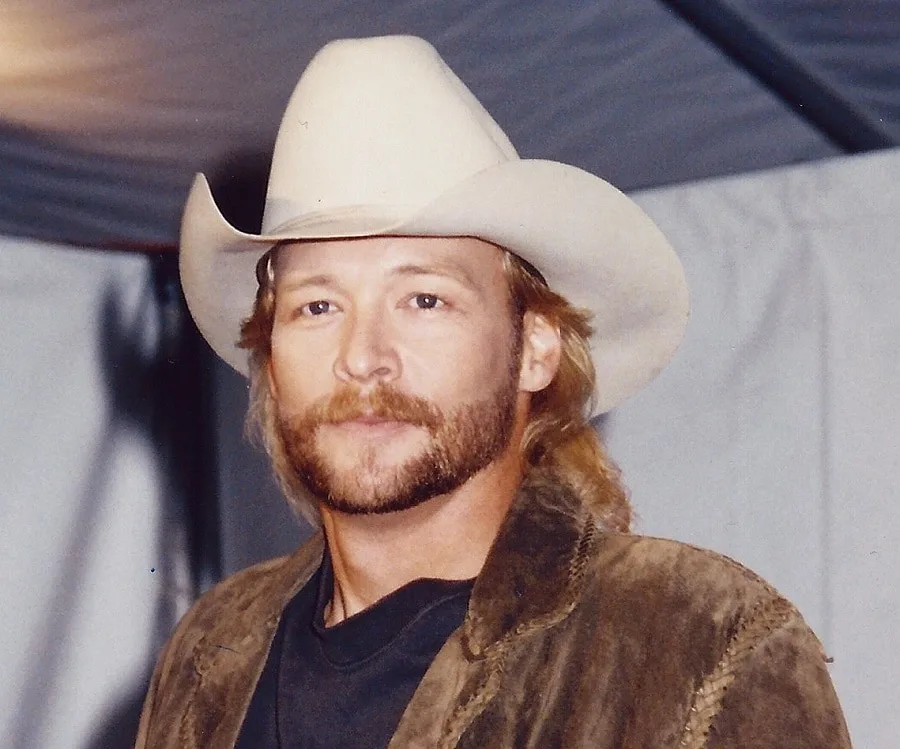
xmin=580 ymin=535 xmax=850 ymax=747
xmin=134 ymin=534 xmax=325 ymax=748
xmin=170 ymin=532 xmax=325 ymax=652
xmin=588 ymin=532 xmax=783 ymax=612
xmin=150 ymin=533 xmax=325 ymax=694
xmin=577 ymin=532 xmax=820 ymax=672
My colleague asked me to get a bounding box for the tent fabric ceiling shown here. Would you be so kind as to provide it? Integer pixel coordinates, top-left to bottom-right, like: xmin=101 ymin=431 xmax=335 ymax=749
xmin=1 ymin=0 xmax=897 ymax=249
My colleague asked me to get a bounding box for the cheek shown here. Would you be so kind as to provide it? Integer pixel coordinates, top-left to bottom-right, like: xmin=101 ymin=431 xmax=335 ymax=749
xmin=269 ymin=333 xmax=333 ymax=413
xmin=402 ymin=321 xmax=518 ymax=397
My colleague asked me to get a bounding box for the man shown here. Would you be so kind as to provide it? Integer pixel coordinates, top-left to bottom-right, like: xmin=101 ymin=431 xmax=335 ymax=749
xmin=135 ymin=35 xmax=851 ymax=748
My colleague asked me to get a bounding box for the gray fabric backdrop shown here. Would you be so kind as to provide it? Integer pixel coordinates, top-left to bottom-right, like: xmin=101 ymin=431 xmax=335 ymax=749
xmin=5 ymin=0 xmax=899 ymax=248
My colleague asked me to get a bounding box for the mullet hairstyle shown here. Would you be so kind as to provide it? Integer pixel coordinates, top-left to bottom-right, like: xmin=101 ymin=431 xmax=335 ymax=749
xmin=239 ymin=242 xmax=631 ymax=532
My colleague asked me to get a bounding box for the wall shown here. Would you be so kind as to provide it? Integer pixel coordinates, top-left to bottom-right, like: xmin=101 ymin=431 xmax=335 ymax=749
xmin=0 ymin=240 xmax=190 ymax=749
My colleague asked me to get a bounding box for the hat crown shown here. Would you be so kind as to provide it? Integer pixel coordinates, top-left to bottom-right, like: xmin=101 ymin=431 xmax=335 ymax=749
xmin=262 ymin=36 xmax=519 ymax=233
xmin=180 ymin=35 xmax=688 ymax=415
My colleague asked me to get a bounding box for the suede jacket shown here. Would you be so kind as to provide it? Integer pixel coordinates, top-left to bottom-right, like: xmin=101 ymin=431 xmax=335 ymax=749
xmin=135 ymin=479 xmax=852 ymax=748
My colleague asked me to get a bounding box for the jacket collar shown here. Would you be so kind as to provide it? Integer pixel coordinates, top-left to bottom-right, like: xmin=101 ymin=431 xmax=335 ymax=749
xmin=189 ymin=474 xmax=595 ymax=668
xmin=462 ymin=474 xmax=597 ymax=658
xmin=191 ymin=534 xmax=325 ymax=672
xmin=178 ymin=476 xmax=595 ymax=748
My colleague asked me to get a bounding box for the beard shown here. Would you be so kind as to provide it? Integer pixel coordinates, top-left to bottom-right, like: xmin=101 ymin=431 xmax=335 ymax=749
xmin=275 ymin=373 xmax=519 ymax=516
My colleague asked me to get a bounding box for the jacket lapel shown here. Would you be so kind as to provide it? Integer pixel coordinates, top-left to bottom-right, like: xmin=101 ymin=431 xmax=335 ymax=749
xmin=179 ymin=535 xmax=325 ymax=748
xmin=389 ymin=477 xmax=597 ymax=748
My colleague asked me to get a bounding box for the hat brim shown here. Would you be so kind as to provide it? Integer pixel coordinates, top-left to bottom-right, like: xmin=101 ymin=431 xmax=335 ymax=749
xmin=179 ymin=158 xmax=689 ymax=414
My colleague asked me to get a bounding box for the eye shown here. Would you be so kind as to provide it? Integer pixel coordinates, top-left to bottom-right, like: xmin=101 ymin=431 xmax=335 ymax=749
xmin=300 ymin=300 xmax=332 ymax=316
xmin=411 ymin=293 xmax=444 ymax=310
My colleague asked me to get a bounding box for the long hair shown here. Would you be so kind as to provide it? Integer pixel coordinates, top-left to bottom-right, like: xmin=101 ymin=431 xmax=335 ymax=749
xmin=499 ymin=252 xmax=631 ymax=532
xmin=238 ymin=243 xmax=631 ymax=532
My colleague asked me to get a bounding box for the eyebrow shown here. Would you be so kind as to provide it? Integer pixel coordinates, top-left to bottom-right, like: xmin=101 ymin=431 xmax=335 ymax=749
xmin=389 ymin=263 xmax=479 ymax=290
xmin=276 ymin=274 xmax=340 ymax=295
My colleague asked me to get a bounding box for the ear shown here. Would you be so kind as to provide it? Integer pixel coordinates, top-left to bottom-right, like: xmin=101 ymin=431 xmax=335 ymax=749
xmin=266 ymin=357 xmax=279 ymax=399
xmin=518 ymin=312 xmax=562 ymax=393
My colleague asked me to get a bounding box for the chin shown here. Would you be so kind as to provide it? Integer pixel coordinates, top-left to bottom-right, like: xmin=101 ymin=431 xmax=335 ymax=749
xmin=317 ymin=473 xmax=444 ymax=516
xmin=320 ymin=428 xmax=429 ymax=468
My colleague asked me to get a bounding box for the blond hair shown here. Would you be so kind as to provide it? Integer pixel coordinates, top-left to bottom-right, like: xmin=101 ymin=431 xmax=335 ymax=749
xmin=500 ymin=252 xmax=631 ymax=532
xmin=239 ymin=243 xmax=631 ymax=531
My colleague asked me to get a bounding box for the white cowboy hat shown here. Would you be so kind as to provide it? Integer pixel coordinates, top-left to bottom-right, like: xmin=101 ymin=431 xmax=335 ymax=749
xmin=180 ymin=35 xmax=689 ymax=415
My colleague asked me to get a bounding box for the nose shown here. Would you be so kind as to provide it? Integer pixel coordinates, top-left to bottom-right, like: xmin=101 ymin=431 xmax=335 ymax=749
xmin=333 ymin=307 xmax=400 ymax=385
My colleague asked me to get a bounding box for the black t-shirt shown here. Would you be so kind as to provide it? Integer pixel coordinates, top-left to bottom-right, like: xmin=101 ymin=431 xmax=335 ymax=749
xmin=236 ymin=553 xmax=473 ymax=748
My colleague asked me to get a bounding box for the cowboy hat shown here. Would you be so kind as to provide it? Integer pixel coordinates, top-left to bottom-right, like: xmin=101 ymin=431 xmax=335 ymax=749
xmin=180 ymin=35 xmax=689 ymax=414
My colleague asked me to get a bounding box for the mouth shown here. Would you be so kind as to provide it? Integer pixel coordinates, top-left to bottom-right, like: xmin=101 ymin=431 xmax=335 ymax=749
xmin=327 ymin=416 xmax=416 ymax=437
xmin=350 ymin=415 xmax=400 ymax=425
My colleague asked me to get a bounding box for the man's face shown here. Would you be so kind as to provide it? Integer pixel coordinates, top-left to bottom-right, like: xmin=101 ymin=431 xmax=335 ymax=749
xmin=268 ymin=235 xmax=525 ymax=515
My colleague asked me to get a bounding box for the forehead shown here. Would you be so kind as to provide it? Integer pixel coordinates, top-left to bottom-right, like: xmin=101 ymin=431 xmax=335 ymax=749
xmin=273 ymin=235 xmax=507 ymax=290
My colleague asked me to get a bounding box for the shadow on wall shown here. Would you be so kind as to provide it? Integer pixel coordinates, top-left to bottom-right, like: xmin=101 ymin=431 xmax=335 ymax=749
xmin=79 ymin=259 xmax=220 ymax=748
xmin=5 ymin=277 xmax=176 ymax=749
xmin=84 ymin=680 xmax=150 ymax=749
xmin=77 ymin=149 xmax=304 ymax=747
xmin=0 ymin=130 xmax=307 ymax=748
xmin=202 ymin=146 xmax=312 ymax=575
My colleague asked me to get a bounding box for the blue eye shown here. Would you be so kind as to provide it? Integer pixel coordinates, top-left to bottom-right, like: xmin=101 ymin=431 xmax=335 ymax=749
xmin=303 ymin=300 xmax=331 ymax=316
xmin=413 ymin=294 xmax=442 ymax=309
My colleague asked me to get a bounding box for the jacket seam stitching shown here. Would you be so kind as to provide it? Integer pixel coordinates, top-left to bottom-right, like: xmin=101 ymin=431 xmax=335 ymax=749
xmin=677 ymin=595 xmax=796 ymax=749
xmin=441 ymin=515 xmax=597 ymax=746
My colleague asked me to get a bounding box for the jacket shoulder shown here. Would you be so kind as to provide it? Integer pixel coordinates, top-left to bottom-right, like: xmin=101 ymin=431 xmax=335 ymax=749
xmin=575 ymin=535 xmax=848 ymax=747
xmin=584 ymin=535 xmax=850 ymax=748
xmin=589 ymin=532 xmax=784 ymax=613
xmin=171 ymin=532 xmax=325 ymax=654
xmin=578 ymin=532 xmax=817 ymax=693
xmin=133 ymin=534 xmax=325 ymax=748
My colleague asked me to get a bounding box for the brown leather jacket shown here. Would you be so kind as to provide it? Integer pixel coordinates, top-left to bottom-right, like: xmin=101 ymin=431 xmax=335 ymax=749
xmin=135 ymin=478 xmax=852 ymax=748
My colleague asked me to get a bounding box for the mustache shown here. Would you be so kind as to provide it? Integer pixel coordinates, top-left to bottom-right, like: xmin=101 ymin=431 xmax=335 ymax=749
xmin=295 ymin=384 xmax=443 ymax=431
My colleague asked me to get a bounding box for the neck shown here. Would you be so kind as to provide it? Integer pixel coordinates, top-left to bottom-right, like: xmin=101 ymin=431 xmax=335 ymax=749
xmin=319 ymin=450 xmax=523 ymax=626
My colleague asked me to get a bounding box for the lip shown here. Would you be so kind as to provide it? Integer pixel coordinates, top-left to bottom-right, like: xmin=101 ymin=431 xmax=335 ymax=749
xmin=328 ymin=418 xmax=413 ymax=437
xmin=349 ymin=416 xmax=401 ymax=426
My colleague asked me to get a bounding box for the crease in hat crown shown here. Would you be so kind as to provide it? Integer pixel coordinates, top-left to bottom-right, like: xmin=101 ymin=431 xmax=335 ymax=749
xmin=262 ymin=35 xmax=520 ymax=234
xmin=179 ymin=33 xmax=690 ymax=415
